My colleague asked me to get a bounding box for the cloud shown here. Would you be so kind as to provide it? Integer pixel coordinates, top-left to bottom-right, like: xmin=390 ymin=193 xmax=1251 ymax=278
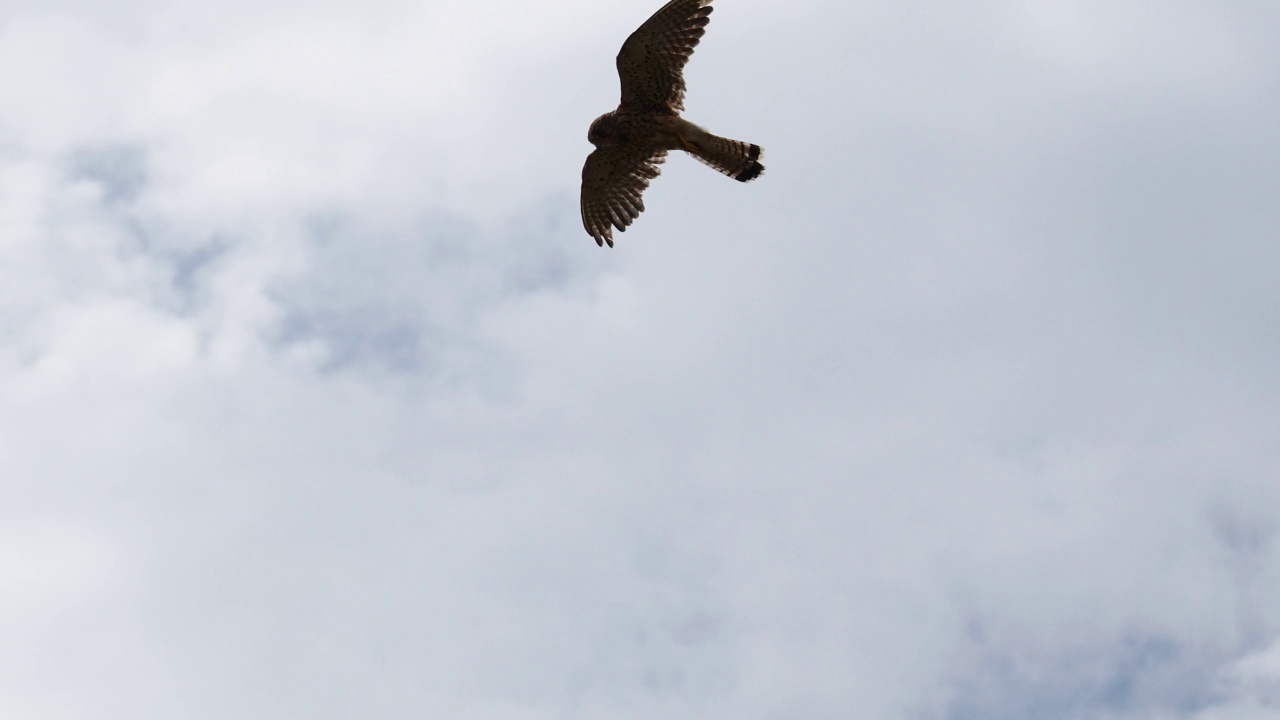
xmin=1 ymin=0 xmax=1278 ymax=718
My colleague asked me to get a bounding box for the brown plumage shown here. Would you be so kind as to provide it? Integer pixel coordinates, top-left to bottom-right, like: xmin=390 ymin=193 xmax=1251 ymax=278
xmin=580 ymin=0 xmax=765 ymax=247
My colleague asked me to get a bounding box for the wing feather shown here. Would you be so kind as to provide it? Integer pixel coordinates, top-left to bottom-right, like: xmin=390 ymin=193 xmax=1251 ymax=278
xmin=615 ymin=0 xmax=713 ymax=114
xmin=580 ymin=148 xmax=667 ymax=247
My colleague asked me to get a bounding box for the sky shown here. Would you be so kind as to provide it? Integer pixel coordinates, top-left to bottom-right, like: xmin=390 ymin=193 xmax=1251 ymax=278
xmin=1 ymin=0 xmax=1278 ymax=718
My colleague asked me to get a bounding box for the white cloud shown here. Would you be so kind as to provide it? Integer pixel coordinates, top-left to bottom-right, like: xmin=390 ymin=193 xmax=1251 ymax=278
xmin=1 ymin=0 xmax=1278 ymax=718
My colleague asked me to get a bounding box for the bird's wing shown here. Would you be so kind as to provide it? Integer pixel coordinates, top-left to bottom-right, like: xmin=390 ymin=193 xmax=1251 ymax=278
xmin=581 ymin=148 xmax=667 ymax=247
xmin=615 ymin=0 xmax=713 ymax=115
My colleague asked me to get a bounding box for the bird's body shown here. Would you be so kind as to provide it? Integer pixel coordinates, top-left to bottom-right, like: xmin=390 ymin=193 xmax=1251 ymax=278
xmin=580 ymin=0 xmax=764 ymax=247
xmin=588 ymin=110 xmax=688 ymax=152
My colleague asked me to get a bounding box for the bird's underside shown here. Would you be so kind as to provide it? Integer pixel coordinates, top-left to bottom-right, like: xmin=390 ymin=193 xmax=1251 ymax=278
xmin=580 ymin=0 xmax=764 ymax=247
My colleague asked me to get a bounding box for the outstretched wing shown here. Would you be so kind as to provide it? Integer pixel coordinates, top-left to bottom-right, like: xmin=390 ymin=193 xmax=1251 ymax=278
xmin=616 ymin=0 xmax=713 ymax=115
xmin=581 ymin=148 xmax=667 ymax=247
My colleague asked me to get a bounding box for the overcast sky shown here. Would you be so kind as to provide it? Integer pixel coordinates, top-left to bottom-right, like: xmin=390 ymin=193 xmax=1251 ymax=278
xmin=2 ymin=0 xmax=1278 ymax=718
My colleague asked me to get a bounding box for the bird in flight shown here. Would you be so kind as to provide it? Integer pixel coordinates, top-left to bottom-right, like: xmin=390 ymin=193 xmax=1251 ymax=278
xmin=580 ymin=0 xmax=764 ymax=247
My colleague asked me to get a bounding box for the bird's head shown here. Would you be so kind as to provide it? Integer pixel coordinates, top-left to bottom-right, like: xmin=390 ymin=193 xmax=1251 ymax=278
xmin=588 ymin=112 xmax=615 ymax=146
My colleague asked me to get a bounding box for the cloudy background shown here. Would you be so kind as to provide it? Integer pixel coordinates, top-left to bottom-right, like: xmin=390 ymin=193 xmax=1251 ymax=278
xmin=2 ymin=0 xmax=1279 ymax=717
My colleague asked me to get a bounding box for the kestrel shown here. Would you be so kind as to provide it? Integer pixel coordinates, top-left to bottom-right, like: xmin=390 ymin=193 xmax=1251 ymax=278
xmin=580 ymin=0 xmax=764 ymax=247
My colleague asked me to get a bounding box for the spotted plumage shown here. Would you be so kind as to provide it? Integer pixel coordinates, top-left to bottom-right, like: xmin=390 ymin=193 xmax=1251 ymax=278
xmin=580 ymin=0 xmax=765 ymax=247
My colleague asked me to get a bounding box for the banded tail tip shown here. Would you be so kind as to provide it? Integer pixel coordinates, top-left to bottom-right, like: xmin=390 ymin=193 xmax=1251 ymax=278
xmin=735 ymin=144 xmax=764 ymax=182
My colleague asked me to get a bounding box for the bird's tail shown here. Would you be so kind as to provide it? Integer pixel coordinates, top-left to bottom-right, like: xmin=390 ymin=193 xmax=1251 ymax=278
xmin=683 ymin=126 xmax=765 ymax=182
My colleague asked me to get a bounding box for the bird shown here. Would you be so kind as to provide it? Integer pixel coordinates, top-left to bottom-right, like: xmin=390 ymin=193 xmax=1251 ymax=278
xmin=580 ymin=0 xmax=764 ymax=247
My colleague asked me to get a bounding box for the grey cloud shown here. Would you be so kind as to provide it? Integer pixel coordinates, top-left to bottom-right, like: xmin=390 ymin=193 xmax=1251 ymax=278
xmin=69 ymin=145 xmax=147 ymax=205
xmin=275 ymin=303 xmax=429 ymax=372
xmin=945 ymin=629 xmax=1220 ymax=720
